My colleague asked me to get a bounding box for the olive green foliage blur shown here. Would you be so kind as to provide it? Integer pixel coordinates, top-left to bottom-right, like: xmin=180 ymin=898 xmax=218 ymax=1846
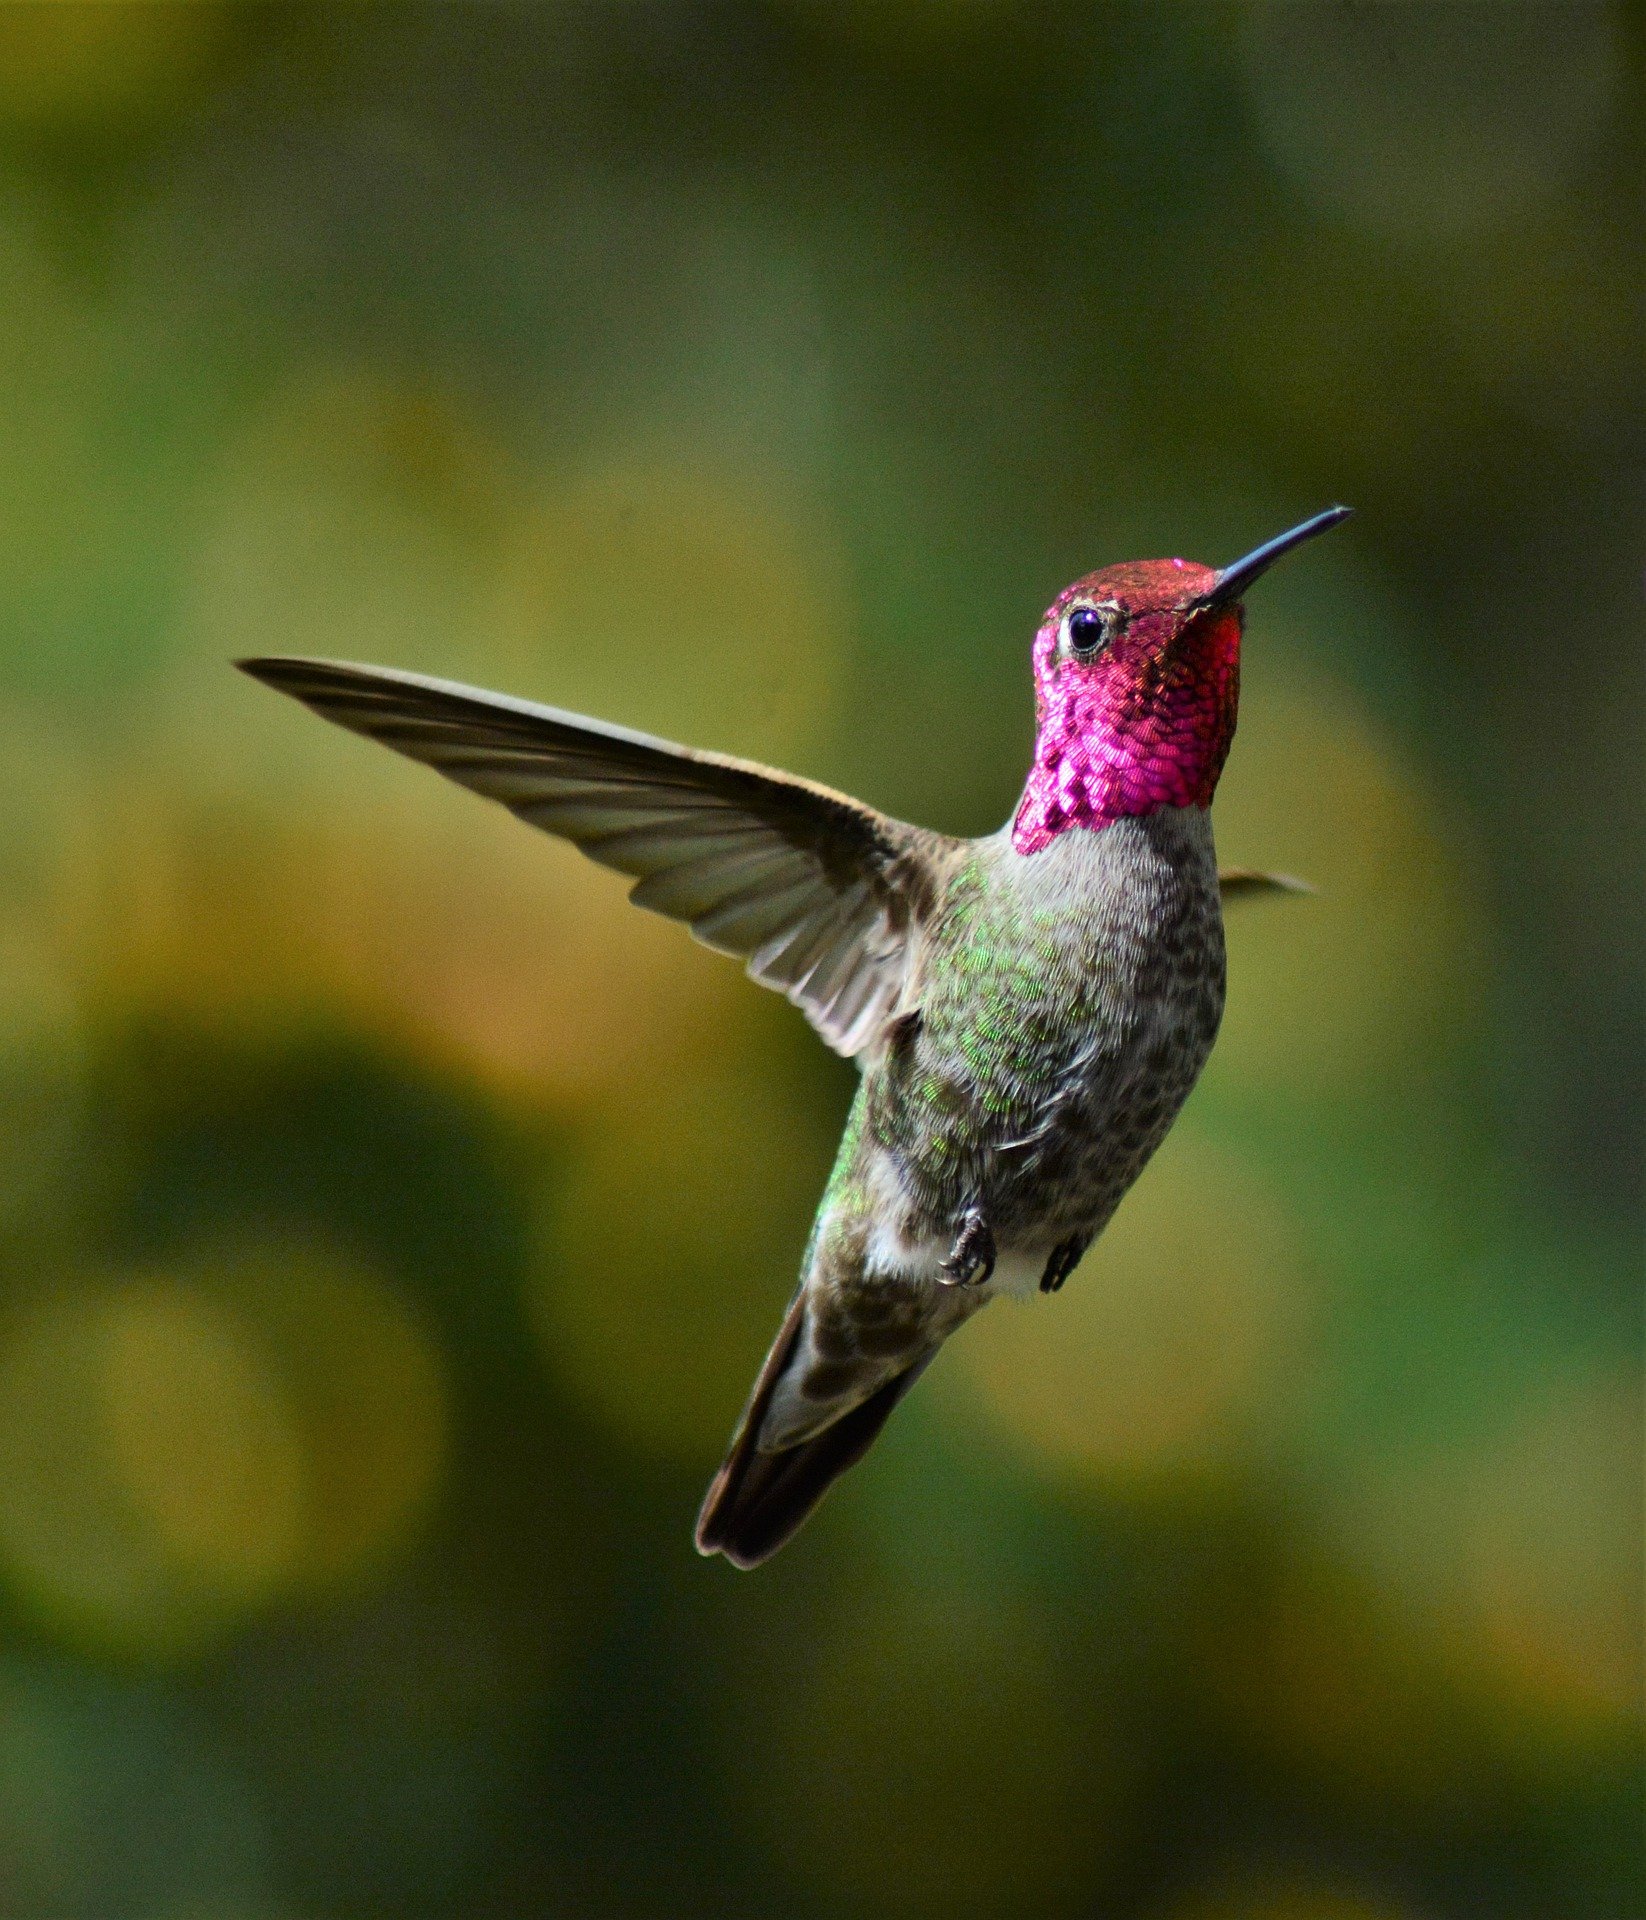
xmin=0 ymin=5 xmax=1638 ymax=1918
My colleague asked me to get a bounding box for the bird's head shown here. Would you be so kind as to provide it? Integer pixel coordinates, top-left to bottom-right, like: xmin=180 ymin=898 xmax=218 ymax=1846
xmin=1013 ymin=507 xmax=1351 ymax=855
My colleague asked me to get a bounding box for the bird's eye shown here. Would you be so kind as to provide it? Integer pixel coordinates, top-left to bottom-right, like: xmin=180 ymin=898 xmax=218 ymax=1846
xmin=1064 ymin=606 xmax=1111 ymax=656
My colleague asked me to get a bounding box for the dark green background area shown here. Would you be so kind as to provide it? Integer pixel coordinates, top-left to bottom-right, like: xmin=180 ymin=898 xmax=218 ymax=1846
xmin=0 ymin=6 xmax=1638 ymax=1918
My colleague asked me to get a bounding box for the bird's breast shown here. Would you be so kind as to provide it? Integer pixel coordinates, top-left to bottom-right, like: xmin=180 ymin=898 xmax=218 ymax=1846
xmin=869 ymin=807 xmax=1224 ymax=1241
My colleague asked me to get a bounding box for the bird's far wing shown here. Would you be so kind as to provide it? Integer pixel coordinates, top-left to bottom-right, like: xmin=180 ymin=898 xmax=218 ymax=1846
xmin=1219 ymin=868 xmax=1314 ymax=903
xmin=238 ymin=656 xmax=953 ymax=1059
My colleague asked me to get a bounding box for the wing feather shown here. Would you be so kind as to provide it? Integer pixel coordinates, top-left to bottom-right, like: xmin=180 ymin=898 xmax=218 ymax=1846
xmin=238 ymin=655 xmax=954 ymax=1058
xmin=1219 ymin=868 xmax=1313 ymax=903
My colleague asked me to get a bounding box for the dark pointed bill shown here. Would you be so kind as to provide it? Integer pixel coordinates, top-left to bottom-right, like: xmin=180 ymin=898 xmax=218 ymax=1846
xmin=1202 ymin=505 xmax=1353 ymax=608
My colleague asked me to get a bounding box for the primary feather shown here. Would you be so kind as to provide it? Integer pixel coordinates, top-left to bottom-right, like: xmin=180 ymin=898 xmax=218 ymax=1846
xmin=237 ymin=656 xmax=955 ymax=1060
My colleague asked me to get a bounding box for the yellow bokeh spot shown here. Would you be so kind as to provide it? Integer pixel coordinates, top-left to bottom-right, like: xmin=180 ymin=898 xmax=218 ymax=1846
xmin=1213 ymin=667 xmax=1480 ymax=1095
xmin=0 ymin=1242 xmax=449 ymax=1658
xmin=0 ymin=4 xmax=225 ymax=132
xmin=200 ymin=1238 xmax=450 ymax=1595
xmin=180 ymin=371 xmax=521 ymax=710
xmin=1456 ymin=1375 xmax=1642 ymax=1734
xmin=184 ymin=378 xmax=842 ymax=774
xmin=948 ymin=1126 xmax=1314 ymax=1485
xmin=99 ymin=1283 xmax=302 ymax=1597
xmin=529 ymin=1053 xmax=836 ymax=1460
xmin=1254 ymin=1364 xmax=1645 ymax=1798
xmin=1337 ymin=1370 xmax=1643 ymax=1744
xmin=0 ymin=1280 xmax=303 ymax=1657
xmin=491 ymin=453 xmax=842 ymax=768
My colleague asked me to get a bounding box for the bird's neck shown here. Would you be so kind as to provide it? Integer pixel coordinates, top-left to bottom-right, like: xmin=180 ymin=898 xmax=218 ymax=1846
xmin=1011 ymin=665 xmax=1238 ymax=856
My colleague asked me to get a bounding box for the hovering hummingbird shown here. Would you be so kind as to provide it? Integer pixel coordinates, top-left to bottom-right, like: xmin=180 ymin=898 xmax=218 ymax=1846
xmin=240 ymin=505 xmax=1349 ymax=1568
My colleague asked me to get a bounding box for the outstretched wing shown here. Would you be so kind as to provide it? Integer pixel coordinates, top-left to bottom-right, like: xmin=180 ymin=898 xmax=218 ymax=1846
xmin=238 ymin=656 xmax=953 ymax=1059
xmin=1219 ymin=868 xmax=1313 ymax=903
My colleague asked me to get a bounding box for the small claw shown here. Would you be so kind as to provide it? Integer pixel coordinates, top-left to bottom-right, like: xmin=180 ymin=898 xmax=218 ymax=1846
xmin=939 ymin=1208 xmax=996 ymax=1288
xmin=1039 ymin=1235 xmax=1089 ymax=1294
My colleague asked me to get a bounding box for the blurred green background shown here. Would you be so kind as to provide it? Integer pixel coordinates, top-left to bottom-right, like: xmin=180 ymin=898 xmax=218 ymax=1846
xmin=0 ymin=4 xmax=1639 ymax=1917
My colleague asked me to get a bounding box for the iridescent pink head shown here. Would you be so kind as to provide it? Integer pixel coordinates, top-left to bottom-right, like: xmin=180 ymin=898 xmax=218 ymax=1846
xmin=1012 ymin=508 xmax=1351 ymax=855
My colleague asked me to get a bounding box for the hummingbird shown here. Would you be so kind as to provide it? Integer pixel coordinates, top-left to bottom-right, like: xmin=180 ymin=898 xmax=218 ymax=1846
xmin=239 ymin=505 xmax=1350 ymax=1568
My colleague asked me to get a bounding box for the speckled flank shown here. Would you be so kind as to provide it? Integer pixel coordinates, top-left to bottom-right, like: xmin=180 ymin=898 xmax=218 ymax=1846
xmin=1012 ymin=559 xmax=1241 ymax=855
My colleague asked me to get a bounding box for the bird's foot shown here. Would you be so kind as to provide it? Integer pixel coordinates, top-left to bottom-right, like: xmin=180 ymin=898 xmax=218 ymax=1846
xmin=1039 ymin=1235 xmax=1089 ymax=1294
xmin=939 ymin=1208 xmax=996 ymax=1288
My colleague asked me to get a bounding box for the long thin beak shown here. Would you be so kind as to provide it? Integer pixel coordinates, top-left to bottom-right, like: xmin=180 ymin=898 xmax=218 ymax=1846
xmin=1202 ymin=505 xmax=1353 ymax=607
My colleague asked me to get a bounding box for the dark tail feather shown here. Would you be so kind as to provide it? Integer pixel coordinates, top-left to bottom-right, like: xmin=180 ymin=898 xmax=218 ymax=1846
xmin=695 ymin=1298 xmax=931 ymax=1570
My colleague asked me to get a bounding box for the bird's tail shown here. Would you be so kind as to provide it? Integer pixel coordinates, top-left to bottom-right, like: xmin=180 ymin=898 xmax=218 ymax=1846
xmin=695 ymin=1291 xmax=933 ymax=1570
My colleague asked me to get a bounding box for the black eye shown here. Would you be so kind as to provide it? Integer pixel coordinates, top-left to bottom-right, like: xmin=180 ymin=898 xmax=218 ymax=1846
xmin=1065 ymin=607 xmax=1110 ymax=655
